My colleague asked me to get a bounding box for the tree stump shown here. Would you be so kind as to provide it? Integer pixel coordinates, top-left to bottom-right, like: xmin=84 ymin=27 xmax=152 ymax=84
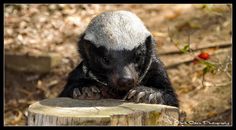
xmin=28 ymin=98 xmax=179 ymax=126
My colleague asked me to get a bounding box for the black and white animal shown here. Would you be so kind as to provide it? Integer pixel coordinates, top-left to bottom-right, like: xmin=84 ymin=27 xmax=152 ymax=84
xmin=59 ymin=10 xmax=179 ymax=107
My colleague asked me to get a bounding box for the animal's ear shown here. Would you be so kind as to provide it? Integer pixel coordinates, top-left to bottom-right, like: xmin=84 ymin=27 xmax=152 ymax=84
xmin=138 ymin=35 xmax=156 ymax=83
xmin=78 ymin=34 xmax=92 ymax=62
xmin=144 ymin=35 xmax=156 ymax=56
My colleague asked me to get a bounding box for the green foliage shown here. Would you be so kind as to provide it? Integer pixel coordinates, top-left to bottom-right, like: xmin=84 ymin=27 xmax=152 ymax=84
xmin=201 ymin=61 xmax=217 ymax=74
xmin=180 ymin=44 xmax=190 ymax=53
xmin=174 ymin=41 xmax=190 ymax=54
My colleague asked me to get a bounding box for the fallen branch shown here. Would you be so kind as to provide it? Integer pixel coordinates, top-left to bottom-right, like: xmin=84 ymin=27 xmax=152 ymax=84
xmin=163 ymin=47 xmax=231 ymax=69
xmin=158 ymin=41 xmax=231 ymax=55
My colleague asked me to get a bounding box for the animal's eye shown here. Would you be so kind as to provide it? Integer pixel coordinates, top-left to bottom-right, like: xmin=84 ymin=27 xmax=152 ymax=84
xmin=102 ymin=56 xmax=110 ymax=65
xmin=134 ymin=56 xmax=141 ymax=63
xmin=134 ymin=52 xmax=142 ymax=63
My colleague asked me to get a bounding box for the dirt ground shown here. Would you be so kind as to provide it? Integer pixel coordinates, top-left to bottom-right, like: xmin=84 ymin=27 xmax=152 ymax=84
xmin=4 ymin=4 xmax=232 ymax=126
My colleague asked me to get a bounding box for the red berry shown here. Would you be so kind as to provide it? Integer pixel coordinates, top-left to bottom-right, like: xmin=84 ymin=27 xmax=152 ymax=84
xmin=198 ymin=52 xmax=210 ymax=60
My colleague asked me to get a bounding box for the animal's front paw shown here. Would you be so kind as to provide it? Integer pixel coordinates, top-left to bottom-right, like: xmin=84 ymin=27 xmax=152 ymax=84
xmin=72 ymin=86 xmax=101 ymax=99
xmin=123 ymin=86 xmax=163 ymax=104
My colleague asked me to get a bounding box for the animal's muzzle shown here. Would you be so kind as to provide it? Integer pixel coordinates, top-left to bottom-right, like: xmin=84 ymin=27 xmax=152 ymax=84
xmin=117 ymin=76 xmax=135 ymax=89
xmin=111 ymin=64 xmax=138 ymax=91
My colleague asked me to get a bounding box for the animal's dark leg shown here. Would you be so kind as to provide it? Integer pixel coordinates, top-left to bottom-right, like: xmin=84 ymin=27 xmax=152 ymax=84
xmin=58 ymin=83 xmax=78 ymax=97
xmin=58 ymin=63 xmax=83 ymax=97
xmin=58 ymin=62 xmax=101 ymax=99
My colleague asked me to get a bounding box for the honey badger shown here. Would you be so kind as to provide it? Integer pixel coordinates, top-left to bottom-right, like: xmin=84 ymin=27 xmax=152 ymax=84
xmin=59 ymin=10 xmax=179 ymax=107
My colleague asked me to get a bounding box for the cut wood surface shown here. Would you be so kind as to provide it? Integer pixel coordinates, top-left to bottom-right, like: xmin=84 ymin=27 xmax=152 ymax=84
xmin=27 ymin=98 xmax=179 ymax=126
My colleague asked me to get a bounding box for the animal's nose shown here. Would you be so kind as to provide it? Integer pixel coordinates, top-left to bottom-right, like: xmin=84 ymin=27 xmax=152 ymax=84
xmin=118 ymin=77 xmax=134 ymax=88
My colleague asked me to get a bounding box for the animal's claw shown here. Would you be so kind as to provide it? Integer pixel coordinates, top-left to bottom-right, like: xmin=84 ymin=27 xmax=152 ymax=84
xmin=124 ymin=86 xmax=163 ymax=104
xmin=72 ymin=86 xmax=101 ymax=99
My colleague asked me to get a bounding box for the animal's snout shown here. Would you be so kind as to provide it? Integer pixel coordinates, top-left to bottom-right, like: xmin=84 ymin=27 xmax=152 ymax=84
xmin=110 ymin=64 xmax=138 ymax=91
xmin=118 ymin=76 xmax=134 ymax=88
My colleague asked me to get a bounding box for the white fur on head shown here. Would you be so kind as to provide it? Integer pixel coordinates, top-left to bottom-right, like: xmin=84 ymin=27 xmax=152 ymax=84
xmin=84 ymin=10 xmax=151 ymax=50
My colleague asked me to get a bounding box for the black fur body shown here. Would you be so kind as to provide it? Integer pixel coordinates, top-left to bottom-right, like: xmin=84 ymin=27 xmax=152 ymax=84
xmin=59 ymin=11 xmax=179 ymax=107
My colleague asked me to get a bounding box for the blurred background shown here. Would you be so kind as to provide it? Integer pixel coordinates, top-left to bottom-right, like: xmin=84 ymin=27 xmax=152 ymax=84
xmin=4 ymin=4 xmax=232 ymax=126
